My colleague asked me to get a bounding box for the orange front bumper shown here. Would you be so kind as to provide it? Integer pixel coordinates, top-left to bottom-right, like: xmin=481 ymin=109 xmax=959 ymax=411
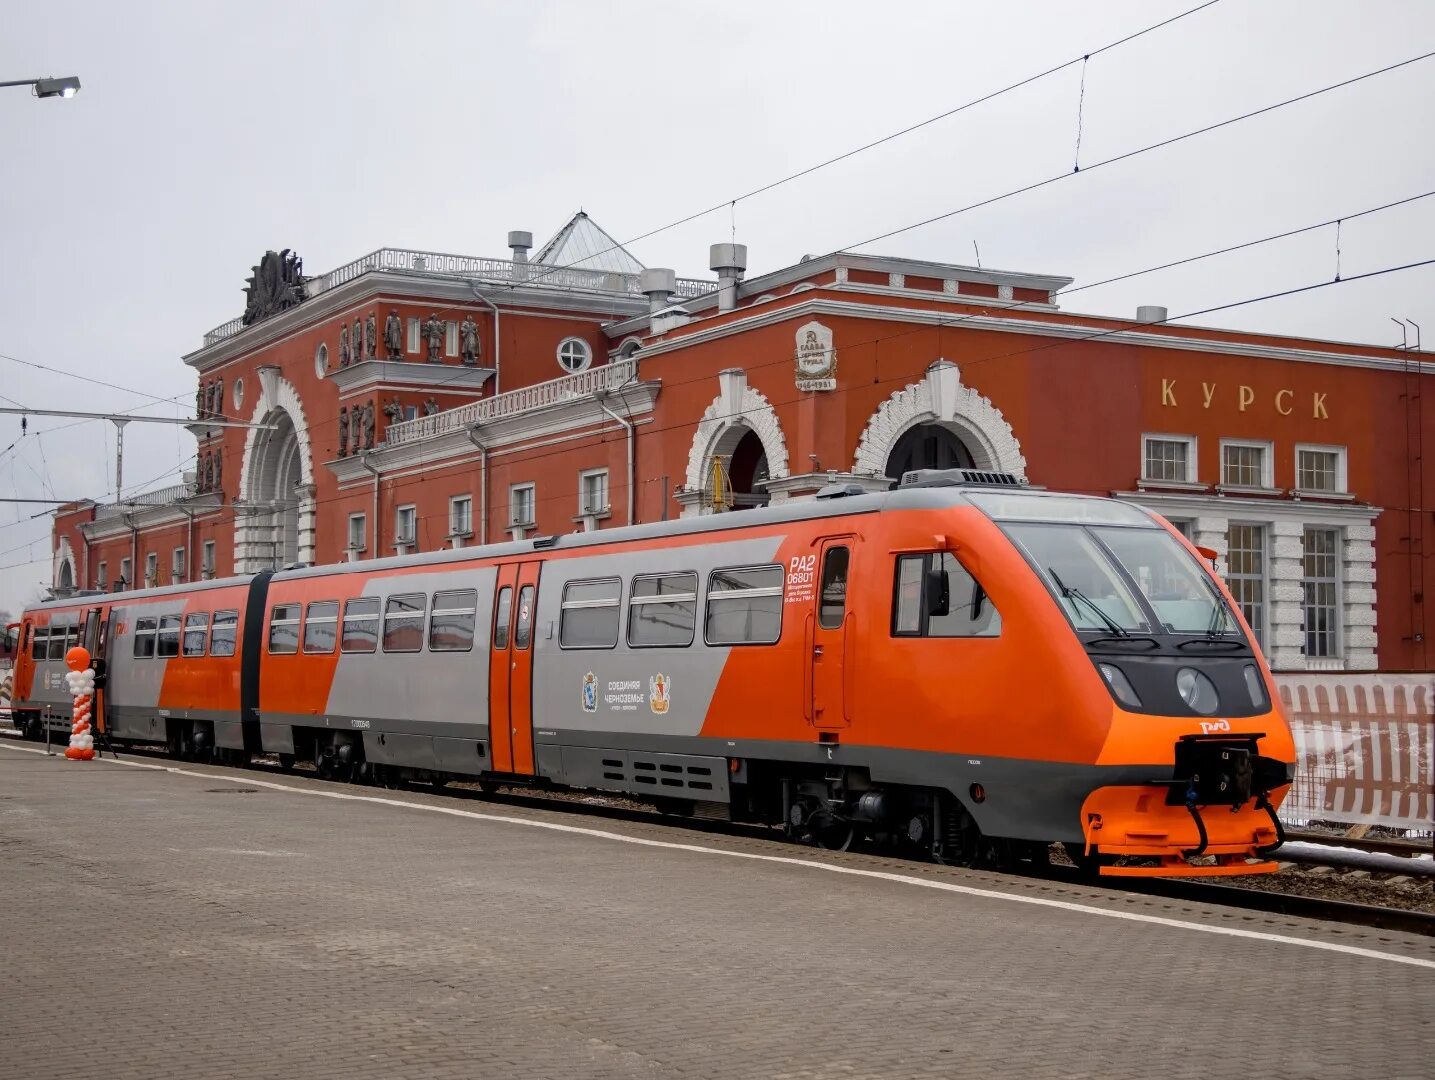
xmin=1079 ymin=783 xmax=1288 ymax=878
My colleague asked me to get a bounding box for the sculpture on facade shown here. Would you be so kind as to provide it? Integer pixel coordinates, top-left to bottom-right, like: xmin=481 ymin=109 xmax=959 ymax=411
xmin=338 ymin=407 xmax=349 ymax=457
xmin=214 ymin=451 xmax=222 ymax=492
xmin=354 ymin=316 xmax=364 ymax=363
xmin=349 ymin=404 xmax=363 ymax=452
xmin=215 ymin=377 xmax=224 ymax=417
xmin=424 ymin=313 xmax=444 ymax=362
xmin=195 ymin=383 xmax=205 ymax=419
xmin=385 ymin=309 xmax=403 ymax=359
xmin=202 ymin=452 xmax=214 ymax=493
xmin=362 ymin=400 xmax=376 ymax=450
xmin=365 ymin=311 xmax=377 ymax=363
xmin=382 ymin=397 xmax=403 ymax=426
xmin=422 ymin=397 xmax=439 ymax=416
xmin=339 ymin=322 xmax=351 ymax=367
xmin=241 ymin=249 xmax=306 ymax=326
xmin=459 ymin=316 xmax=481 ymax=366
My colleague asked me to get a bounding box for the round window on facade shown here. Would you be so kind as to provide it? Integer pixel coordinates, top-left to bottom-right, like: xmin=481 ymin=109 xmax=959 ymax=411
xmin=232 ymin=377 xmax=245 ymax=410
xmin=556 ymin=337 xmax=592 ymax=374
xmin=315 ymin=343 xmax=329 ymax=377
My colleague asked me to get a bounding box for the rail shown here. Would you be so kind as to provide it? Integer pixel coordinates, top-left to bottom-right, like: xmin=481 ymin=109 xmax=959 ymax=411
xmin=384 ymin=359 xmax=638 ymax=447
xmin=92 ymin=483 xmax=195 ymax=520
xmin=202 ymin=248 xmax=716 ymax=346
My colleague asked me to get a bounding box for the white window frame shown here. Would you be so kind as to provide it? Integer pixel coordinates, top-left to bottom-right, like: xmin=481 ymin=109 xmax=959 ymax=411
xmin=1294 ymin=443 xmax=1348 ymax=495
xmin=579 ymin=469 xmax=609 ymax=515
xmin=172 ymin=546 xmax=186 ymax=584
xmin=406 ymin=317 xmax=421 ymax=354
xmin=96 ymin=560 xmax=108 ymax=591
xmin=1140 ymin=433 xmax=1198 ymax=485
xmin=120 ymin=557 xmax=132 ymax=591
xmin=1219 ymin=438 xmax=1275 ymax=490
xmin=449 ymin=494 xmax=474 ymax=542
xmin=201 ymin=540 xmax=216 ymax=580
xmin=1300 ymin=525 xmax=1342 ymax=662
xmin=347 ymin=513 xmax=367 ymax=556
xmin=1225 ymin=521 xmax=1268 ymax=648
xmin=144 ymin=552 xmax=158 ymax=587
xmin=394 ymin=504 xmax=417 ymax=551
xmin=445 ymin=320 xmax=459 ymax=357
xmin=509 ymin=483 xmax=536 ymax=533
xmin=556 ymin=337 xmax=592 ymax=374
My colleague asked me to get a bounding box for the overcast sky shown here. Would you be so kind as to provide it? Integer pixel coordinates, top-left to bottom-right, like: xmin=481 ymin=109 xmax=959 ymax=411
xmin=2 ymin=0 xmax=1432 ymax=614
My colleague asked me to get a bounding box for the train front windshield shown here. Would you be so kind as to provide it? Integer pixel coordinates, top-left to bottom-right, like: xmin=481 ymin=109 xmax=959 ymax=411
xmin=967 ymin=492 xmax=1239 ymax=640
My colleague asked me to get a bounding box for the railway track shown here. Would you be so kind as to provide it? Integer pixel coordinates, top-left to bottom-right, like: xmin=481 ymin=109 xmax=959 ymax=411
xmin=10 ymin=726 xmax=1429 ymax=939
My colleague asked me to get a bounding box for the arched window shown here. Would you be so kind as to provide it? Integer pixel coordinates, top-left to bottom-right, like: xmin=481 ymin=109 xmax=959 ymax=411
xmin=557 ymin=337 xmax=592 ymax=374
xmin=886 ymin=423 xmax=974 ymax=481
xmin=315 ymin=343 xmax=329 ymax=377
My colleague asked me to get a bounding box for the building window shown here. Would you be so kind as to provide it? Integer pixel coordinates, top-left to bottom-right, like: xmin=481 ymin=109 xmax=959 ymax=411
xmin=1226 ymin=524 xmax=1267 ymax=647
xmin=1221 ymin=440 xmax=1273 ymax=488
xmin=705 ymin=565 xmax=784 ymax=646
xmin=559 ymin=578 xmax=622 ymax=649
xmin=119 ymin=557 xmax=132 ymax=591
xmin=510 ymin=484 xmax=535 ymax=527
xmin=202 ymin=541 xmax=216 ymax=580
xmin=144 ymin=552 xmax=158 ymax=587
xmin=395 ymin=505 xmax=416 ymax=547
xmin=449 ymin=495 xmax=473 ymax=537
xmin=232 ymin=378 xmax=244 ymax=410
xmin=96 ymin=561 xmax=108 ymax=591
xmin=407 ymin=317 xmax=421 ymax=354
xmin=1296 ymin=445 xmax=1346 ymax=494
xmin=172 ymin=546 xmax=186 ymax=584
xmin=1302 ymin=527 xmax=1340 ymax=659
xmin=315 ymin=342 xmax=329 ymax=377
xmin=445 ymin=320 xmax=459 ymax=357
xmin=628 ymin=572 xmax=698 ymax=648
xmin=556 ymin=337 xmax=592 ymax=374
xmin=1141 ymin=435 xmax=1196 ymax=483
xmin=579 ymin=470 xmax=608 ymax=515
xmin=347 ymin=513 xmax=367 ymax=553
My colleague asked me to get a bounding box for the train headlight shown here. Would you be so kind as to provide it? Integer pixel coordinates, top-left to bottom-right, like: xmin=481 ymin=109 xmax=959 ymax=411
xmin=1242 ymin=665 xmax=1266 ymax=708
xmin=1176 ymin=667 xmax=1219 ymax=715
xmin=1098 ymin=663 xmax=1142 ymax=708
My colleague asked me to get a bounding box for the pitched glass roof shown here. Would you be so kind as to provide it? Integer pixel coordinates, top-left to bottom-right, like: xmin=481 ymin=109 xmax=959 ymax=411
xmin=532 ymin=212 xmax=645 ymax=275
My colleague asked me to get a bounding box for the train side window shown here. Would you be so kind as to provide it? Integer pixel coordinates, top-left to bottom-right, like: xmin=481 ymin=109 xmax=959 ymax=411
xmin=382 ymin=593 xmax=426 ymax=653
xmin=340 ymin=599 xmax=379 ymax=653
xmin=492 ymin=587 xmax=512 ymax=650
xmin=514 ymin=585 xmax=535 ymax=650
xmin=31 ymin=625 xmax=48 ymax=660
xmin=304 ymin=601 xmax=339 ymax=654
xmin=559 ymin=578 xmax=621 ymax=649
xmin=48 ymin=619 xmax=71 ymax=661
xmin=429 ymin=589 xmax=477 ymax=652
xmin=705 ymin=565 xmax=784 ymax=646
xmin=182 ymin=613 xmax=209 ymax=657
xmin=156 ymin=615 xmax=182 ymax=658
xmin=628 ymin=572 xmax=698 ymax=648
xmin=268 ymin=604 xmax=301 ymax=654
xmin=818 ymin=547 xmax=850 ymax=630
xmin=892 ymin=553 xmax=1001 ymax=638
xmin=210 ymin=610 xmax=239 ymax=657
xmin=133 ymin=617 xmax=158 ymax=659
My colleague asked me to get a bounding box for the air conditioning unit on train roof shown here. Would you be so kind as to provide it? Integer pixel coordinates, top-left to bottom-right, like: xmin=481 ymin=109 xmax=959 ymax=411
xmin=898 ymin=468 xmax=1028 ymax=489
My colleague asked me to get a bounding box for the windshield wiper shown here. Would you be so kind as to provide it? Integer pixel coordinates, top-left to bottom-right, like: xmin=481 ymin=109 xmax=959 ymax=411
xmin=1085 ymin=635 xmax=1160 ymax=650
xmin=1203 ymin=580 xmax=1236 ymax=638
xmin=1177 ymin=637 xmax=1246 ymax=651
xmin=1049 ymin=569 xmax=1128 ymax=637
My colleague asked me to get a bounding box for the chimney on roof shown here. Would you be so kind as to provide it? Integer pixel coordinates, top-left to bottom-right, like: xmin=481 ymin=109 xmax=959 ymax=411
xmin=1136 ymin=305 xmax=1168 ymax=324
xmin=508 ymin=231 xmax=533 ymax=281
xmin=640 ymin=268 xmax=677 ymax=314
xmin=710 ymin=243 xmax=747 ymax=313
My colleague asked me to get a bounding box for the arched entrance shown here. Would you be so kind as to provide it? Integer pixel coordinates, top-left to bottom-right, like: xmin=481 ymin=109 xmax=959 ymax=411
xmin=245 ymin=409 xmax=303 ymax=568
xmin=726 ymin=428 xmax=771 ymax=510
xmin=680 ymin=369 xmax=790 ymax=517
xmin=885 ymin=423 xmax=975 ymax=481
xmin=57 ymin=559 xmax=74 ymax=592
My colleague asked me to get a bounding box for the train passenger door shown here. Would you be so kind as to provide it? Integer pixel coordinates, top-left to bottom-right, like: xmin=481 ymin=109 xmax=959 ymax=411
xmin=82 ymin=606 xmax=109 ymax=735
xmin=809 ymin=539 xmax=852 ymax=731
xmin=488 ymin=562 xmax=540 ymax=775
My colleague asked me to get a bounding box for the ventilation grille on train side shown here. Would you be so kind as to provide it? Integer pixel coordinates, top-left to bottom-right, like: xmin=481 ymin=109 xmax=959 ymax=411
xmin=899 ymin=468 xmax=1027 ymax=489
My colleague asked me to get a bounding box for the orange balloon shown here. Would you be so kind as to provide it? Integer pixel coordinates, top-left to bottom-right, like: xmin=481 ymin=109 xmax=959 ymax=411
xmin=65 ymin=646 xmax=90 ymax=672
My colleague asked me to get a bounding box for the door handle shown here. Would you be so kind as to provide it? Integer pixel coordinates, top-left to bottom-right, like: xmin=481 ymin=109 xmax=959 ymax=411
xmin=813 ymin=645 xmax=824 ymax=657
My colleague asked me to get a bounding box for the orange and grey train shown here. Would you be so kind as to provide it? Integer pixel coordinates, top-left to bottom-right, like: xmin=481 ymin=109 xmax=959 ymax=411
xmin=9 ymin=471 xmax=1295 ymax=876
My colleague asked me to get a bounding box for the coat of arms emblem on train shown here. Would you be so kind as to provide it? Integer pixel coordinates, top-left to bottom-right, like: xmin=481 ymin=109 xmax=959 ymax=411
xmin=794 ymin=320 xmax=836 ymax=391
xmin=582 ymin=672 xmax=598 ymax=713
xmin=648 ymin=673 xmax=671 ymax=715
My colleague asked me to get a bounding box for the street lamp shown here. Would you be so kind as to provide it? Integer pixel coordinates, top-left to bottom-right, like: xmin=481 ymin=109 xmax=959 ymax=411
xmin=1 ymin=75 xmax=82 ymax=99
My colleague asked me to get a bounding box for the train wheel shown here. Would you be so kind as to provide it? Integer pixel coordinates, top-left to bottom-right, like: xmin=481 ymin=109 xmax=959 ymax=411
xmin=812 ymin=814 xmax=856 ymax=852
xmin=931 ymin=795 xmax=982 ymax=867
xmin=277 ymin=753 xmax=295 ymax=772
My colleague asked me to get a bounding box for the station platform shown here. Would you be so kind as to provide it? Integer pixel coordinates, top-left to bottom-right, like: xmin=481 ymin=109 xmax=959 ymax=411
xmin=2 ymin=740 xmax=1431 ymax=1080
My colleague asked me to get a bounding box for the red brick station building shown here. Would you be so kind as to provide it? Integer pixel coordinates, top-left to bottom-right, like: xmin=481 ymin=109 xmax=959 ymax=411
xmin=52 ymin=212 xmax=1431 ymax=674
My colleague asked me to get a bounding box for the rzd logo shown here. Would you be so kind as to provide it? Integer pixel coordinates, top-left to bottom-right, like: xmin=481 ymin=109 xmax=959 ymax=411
xmin=1199 ymin=719 xmax=1231 ymax=735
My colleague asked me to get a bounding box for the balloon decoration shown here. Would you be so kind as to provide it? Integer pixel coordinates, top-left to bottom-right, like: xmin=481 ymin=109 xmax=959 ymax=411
xmin=63 ymin=646 xmax=96 ymax=761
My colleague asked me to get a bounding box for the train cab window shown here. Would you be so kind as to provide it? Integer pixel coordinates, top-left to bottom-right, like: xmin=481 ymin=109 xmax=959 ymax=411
xmin=341 ymin=599 xmax=379 ymax=653
xmin=210 ymin=610 xmax=239 ymax=657
xmin=493 ymin=587 xmax=512 ymax=650
xmin=31 ymin=625 xmax=48 ymax=660
xmin=303 ymin=601 xmax=339 ymax=654
xmin=818 ymin=547 xmax=850 ymax=630
xmin=156 ymin=615 xmax=182 ymax=658
xmin=429 ymin=589 xmax=477 ymax=652
xmin=48 ymin=619 xmax=72 ymax=661
xmin=182 ymin=613 xmax=209 ymax=657
xmin=268 ymin=604 xmax=301 ymax=654
xmin=133 ymin=617 xmax=158 ymax=659
xmin=628 ymin=572 xmax=698 ymax=648
xmin=559 ymin=578 xmax=621 ymax=649
xmin=892 ymin=553 xmax=1001 ymax=638
xmin=514 ymin=585 xmax=535 ymax=650
xmin=705 ymin=565 xmax=784 ymax=646
xmin=382 ymin=594 xmax=426 ymax=653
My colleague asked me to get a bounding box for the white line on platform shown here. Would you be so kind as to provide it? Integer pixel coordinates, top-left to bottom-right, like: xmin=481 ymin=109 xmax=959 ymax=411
xmin=5 ymin=740 xmax=1433 ymax=972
